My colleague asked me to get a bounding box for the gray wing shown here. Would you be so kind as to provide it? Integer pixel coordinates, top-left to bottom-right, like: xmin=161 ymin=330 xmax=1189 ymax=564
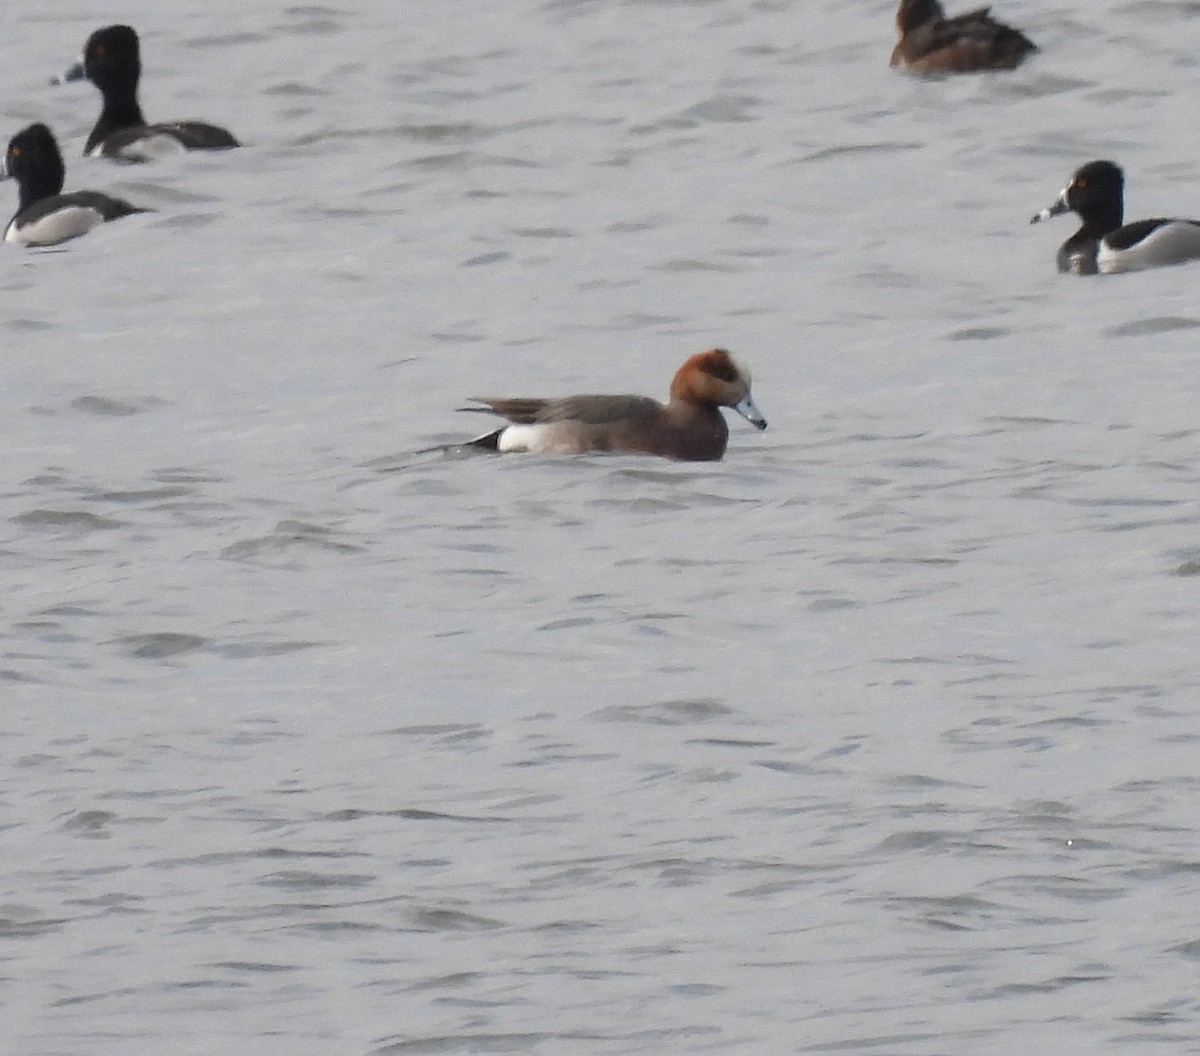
xmin=462 ymin=394 xmax=661 ymax=425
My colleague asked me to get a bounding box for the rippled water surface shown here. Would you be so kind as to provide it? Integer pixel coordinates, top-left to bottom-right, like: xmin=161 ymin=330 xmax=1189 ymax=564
xmin=4 ymin=1 xmax=1200 ymax=1053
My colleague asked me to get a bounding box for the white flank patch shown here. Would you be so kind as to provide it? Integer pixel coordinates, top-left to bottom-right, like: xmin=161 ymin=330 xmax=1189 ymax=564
xmin=496 ymin=424 xmax=543 ymax=453
xmin=7 ymin=206 xmax=103 ymax=246
xmin=1099 ymin=222 xmax=1200 ymax=274
xmin=90 ymin=133 xmax=187 ymax=162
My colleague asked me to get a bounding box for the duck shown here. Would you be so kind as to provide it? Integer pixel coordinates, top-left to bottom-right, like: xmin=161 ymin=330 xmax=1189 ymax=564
xmin=458 ymin=348 xmax=767 ymax=461
xmin=3 ymin=123 xmax=148 ymax=246
xmin=1030 ymin=160 xmax=1200 ymax=275
xmin=890 ymin=0 xmax=1036 ymax=73
xmin=58 ymin=24 xmax=239 ymax=160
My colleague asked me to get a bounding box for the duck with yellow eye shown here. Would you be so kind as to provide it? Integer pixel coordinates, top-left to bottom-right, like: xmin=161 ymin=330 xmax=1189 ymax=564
xmin=56 ymin=25 xmax=240 ymax=160
xmin=2 ymin=123 xmax=148 ymax=246
xmin=1031 ymin=160 xmax=1200 ymax=275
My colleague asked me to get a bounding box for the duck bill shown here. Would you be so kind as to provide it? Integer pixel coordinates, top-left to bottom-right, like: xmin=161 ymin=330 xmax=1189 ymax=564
xmin=1030 ymin=191 xmax=1070 ymax=225
xmin=50 ymin=59 xmax=85 ymax=86
xmin=733 ymin=394 xmax=767 ymax=430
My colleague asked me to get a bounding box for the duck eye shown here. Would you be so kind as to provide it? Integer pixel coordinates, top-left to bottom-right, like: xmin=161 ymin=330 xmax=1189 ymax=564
xmin=94 ymin=44 xmax=105 ymax=57
xmin=1076 ymin=178 xmax=1086 ymax=189
xmin=10 ymin=147 xmax=19 ymax=158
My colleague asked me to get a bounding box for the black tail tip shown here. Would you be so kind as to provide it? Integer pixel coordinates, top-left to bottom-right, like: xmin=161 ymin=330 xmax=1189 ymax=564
xmin=465 ymin=429 xmax=503 ymax=451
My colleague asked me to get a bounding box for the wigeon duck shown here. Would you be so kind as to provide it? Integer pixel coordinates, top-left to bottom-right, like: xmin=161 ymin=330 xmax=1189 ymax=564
xmin=57 ymin=25 xmax=239 ymax=160
xmin=1031 ymin=160 xmax=1200 ymax=275
xmin=890 ymin=0 xmax=1036 ymax=73
xmin=3 ymin=123 xmax=148 ymax=246
xmin=459 ymin=348 xmax=767 ymax=461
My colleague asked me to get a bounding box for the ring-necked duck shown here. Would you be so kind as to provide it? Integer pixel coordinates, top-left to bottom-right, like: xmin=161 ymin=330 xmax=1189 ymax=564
xmin=890 ymin=0 xmax=1036 ymax=73
xmin=3 ymin=123 xmax=148 ymax=246
xmin=458 ymin=348 xmax=767 ymax=461
xmin=1031 ymin=160 xmax=1200 ymax=275
xmin=59 ymin=24 xmax=239 ymax=160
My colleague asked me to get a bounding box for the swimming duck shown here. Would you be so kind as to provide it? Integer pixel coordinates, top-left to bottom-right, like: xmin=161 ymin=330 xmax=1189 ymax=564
xmin=1031 ymin=160 xmax=1200 ymax=275
xmin=3 ymin=123 xmax=148 ymax=246
xmin=459 ymin=348 xmax=767 ymax=461
xmin=59 ymin=24 xmax=239 ymax=160
xmin=890 ymin=0 xmax=1036 ymax=73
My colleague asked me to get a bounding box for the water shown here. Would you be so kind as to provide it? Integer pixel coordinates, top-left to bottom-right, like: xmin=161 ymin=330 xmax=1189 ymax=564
xmin=4 ymin=1 xmax=1200 ymax=1053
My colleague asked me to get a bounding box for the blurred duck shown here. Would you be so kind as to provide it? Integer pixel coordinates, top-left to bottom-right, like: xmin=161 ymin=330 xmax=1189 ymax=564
xmin=890 ymin=0 xmax=1036 ymax=73
xmin=3 ymin=123 xmax=147 ymax=246
xmin=459 ymin=348 xmax=767 ymax=461
xmin=58 ymin=24 xmax=239 ymax=160
xmin=1031 ymin=160 xmax=1200 ymax=275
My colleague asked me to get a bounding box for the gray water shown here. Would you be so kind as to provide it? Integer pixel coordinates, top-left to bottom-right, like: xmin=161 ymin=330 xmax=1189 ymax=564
xmin=4 ymin=1 xmax=1200 ymax=1053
